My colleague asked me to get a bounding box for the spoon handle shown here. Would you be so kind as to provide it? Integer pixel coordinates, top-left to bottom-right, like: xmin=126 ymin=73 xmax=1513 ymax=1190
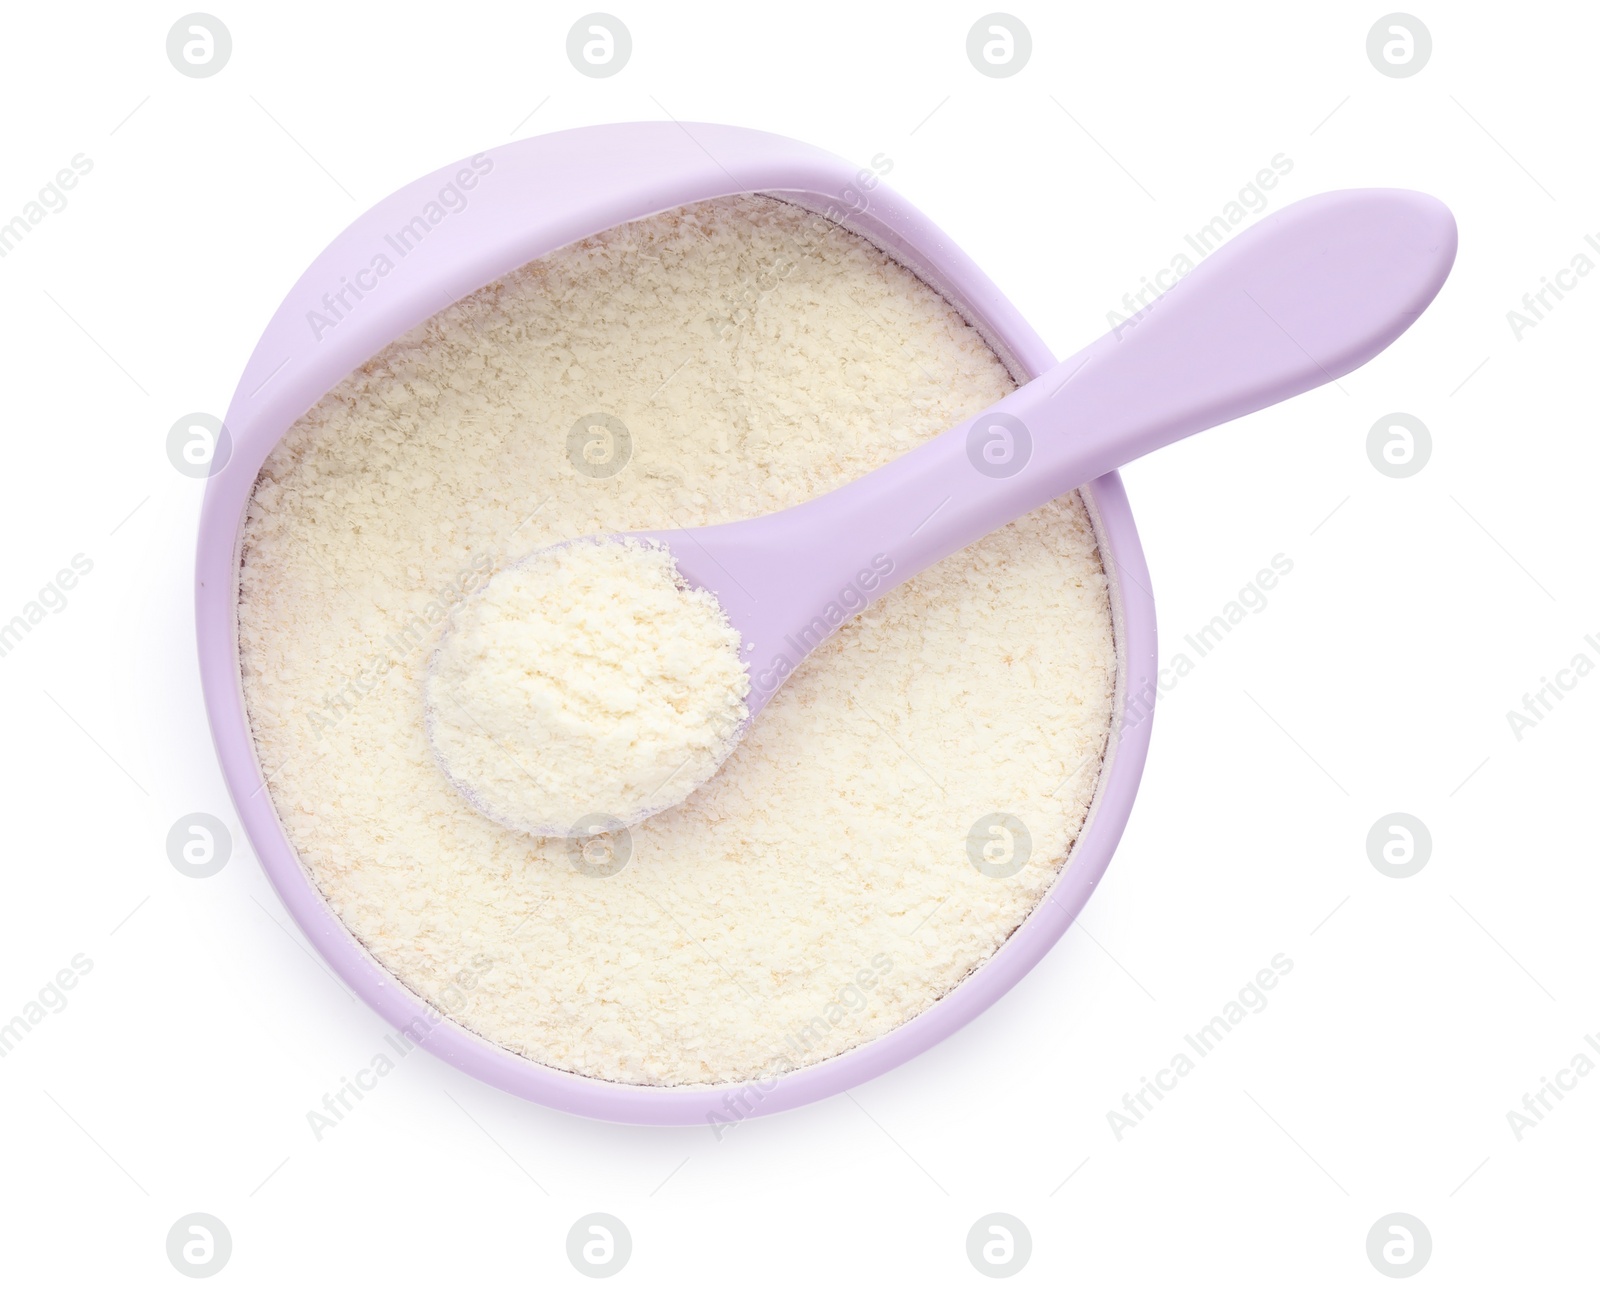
xmin=656 ymin=189 xmax=1456 ymax=708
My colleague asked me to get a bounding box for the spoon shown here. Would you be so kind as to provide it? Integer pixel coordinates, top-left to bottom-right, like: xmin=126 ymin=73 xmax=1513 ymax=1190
xmin=646 ymin=189 xmax=1454 ymax=702
xmin=438 ymin=187 xmax=1456 ymax=835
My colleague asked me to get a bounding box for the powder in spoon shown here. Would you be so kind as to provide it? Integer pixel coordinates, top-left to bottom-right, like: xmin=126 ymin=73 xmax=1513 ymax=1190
xmin=425 ymin=537 xmax=749 ymax=834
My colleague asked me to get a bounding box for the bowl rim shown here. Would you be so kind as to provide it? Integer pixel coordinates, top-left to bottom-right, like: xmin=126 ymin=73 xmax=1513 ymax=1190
xmin=197 ymin=120 xmax=1159 ymax=1126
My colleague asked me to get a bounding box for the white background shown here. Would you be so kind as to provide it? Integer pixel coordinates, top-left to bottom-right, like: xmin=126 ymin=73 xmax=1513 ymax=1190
xmin=1 ymin=0 xmax=1595 ymax=1286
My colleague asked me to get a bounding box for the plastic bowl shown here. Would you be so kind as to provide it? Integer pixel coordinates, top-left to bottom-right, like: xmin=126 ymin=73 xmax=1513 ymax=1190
xmin=196 ymin=121 xmax=1158 ymax=1125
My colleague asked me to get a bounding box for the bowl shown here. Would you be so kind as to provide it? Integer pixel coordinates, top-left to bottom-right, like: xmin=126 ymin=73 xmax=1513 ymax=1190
xmin=196 ymin=121 xmax=1159 ymax=1124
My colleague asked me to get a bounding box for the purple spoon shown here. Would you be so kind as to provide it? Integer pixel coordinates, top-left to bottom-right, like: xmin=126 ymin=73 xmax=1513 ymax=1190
xmin=642 ymin=188 xmax=1455 ymax=711
xmin=437 ymin=188 xmax=1455 ymax=835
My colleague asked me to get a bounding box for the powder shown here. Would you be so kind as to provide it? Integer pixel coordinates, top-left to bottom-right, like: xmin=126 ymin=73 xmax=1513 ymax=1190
xmin=424 ymin=536 xmax=749 ymax=835
xmin=238 ymin=195 xmax=1116 ymax=1086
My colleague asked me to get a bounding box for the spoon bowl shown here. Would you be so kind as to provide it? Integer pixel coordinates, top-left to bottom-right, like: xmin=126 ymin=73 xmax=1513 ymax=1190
xmin=435 ymin=189 xmax=1456 ymax=835
xmin=641 ymin=188 xmax=1456 ymax=718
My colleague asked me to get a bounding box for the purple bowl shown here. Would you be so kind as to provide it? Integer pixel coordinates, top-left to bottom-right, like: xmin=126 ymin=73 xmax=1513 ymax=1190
xmin=196 ymin=121 xmax=1158 ymax=1125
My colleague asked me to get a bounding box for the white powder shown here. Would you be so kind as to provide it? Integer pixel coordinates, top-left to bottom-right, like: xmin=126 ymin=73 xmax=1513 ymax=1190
xmin=238 ymin=195 xmax=1116 ymax=1086
xmin=424 ymin=536 xmax=749 ymax=835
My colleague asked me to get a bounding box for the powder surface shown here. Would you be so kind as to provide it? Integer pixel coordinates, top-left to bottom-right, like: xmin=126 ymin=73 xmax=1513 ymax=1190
xmin=425 ymin=537 xmax=749 ymax=834
xmin=238 ymin=195 xmax=1117 ymax=1086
